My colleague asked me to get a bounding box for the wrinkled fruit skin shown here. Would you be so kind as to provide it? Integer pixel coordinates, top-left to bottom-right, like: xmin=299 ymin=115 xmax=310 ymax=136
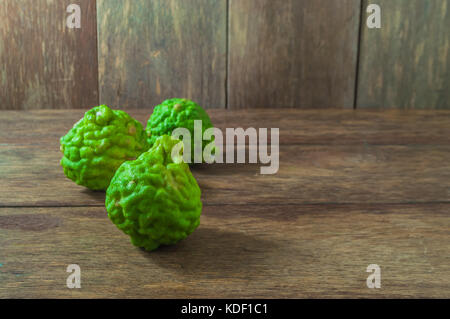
xmin=105 ymin=135 xmax=202 ymax=251
xmin=146 ymin=98 xmax=214 ymax=163
xmin=60 ymin=105 xmax=149 ymax=190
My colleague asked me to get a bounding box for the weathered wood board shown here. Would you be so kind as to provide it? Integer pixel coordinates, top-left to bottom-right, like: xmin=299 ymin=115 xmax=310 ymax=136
xmin=1 ymin=143 xmax=449 ymax=207
xmin=97 ymin=0 xmax=227 ymax=109
xmin=1 ymin=204 xmax=449 ymax=298
xmin=357 ymin=0 xmax=450 ymax=109
xmin=0 ymin=108 xmax=449 ymax=298
xmin=0 ymin=109 xmax=449 ymax=207
xmin=1 ymin=109 xmax=450 ymax=145
xmin=228 ymin=0 xmax=361 ymax=108
xmin=0 ymin=0 xmax=99 ymax=110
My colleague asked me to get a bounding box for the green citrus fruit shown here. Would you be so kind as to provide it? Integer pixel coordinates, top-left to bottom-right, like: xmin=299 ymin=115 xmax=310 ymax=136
xmin=105 ymin=135 xmax=202 ymax=251
xmin=60 ymin=105 xmax=149 ymax=190
xmin=146 ymin=98 xmax=214 ymax=163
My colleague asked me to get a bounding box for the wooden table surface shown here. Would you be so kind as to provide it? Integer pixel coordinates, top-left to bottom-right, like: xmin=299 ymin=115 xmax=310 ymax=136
xmin=0 ymin=109 xmax=449 ymax=298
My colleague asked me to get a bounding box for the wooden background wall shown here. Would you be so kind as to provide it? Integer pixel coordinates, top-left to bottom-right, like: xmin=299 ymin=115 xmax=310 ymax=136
xmin=0 ymin=0 xmax=98 ymax=110
xmin=0 ymin=0 xmax=449 ymax=110
xmin=358 ymin=0 xmax=450 ymax=109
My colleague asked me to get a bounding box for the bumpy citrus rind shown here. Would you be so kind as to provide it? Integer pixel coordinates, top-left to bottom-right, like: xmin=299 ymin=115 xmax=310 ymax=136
xmin=146 ymin=98 xmax=214 ymax=163
xmin=105 ymin=135 xmax=202 ymax=251
xmin=60 ymin=105 xmax=149 ymax=190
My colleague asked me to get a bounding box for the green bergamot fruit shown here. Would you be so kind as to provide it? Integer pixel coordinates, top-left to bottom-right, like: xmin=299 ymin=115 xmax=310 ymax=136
xmin=60 ymin=105 xmax=149 ymax=190
xmin=146 ymin=98 xmax=214 ymax=163
xmin=105 ymin=135 xmax=202 ymax=251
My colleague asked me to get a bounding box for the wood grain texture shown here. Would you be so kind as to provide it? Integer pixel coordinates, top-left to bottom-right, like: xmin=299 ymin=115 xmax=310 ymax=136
xmin=1 ymin=109 xmax=450 ymax=145
xmin=0 ymin=204 xmax=449 ymax=298
xmin=1 ymin=143 xmax=449 ymax=207
xmin=228 ymin=0 xmax=361 ymax=108
xmin=0 ymin=109 xmax=449 ymax=298
xmin=97 ymin=0 xmax=227 ymax=109
xmin=0 ymin=0 xmax=99 ymax=110
xmin=0 ymin=110 xmax=449 ymax=207
xmin=357 ymin=0 xmax=450 ymax=109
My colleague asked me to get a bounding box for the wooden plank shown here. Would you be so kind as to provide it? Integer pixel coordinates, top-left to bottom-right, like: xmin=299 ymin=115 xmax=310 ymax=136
xmin=1 ymin=143 xmax=449 ymax=207
xmin=228 ymin=0 xmax=361 ymax=108
xmin=1 ymin=109 xmax=449 ymax=146
xmin=0 ymin=109 xmax=448 ymax=207
xmin=0 ymin=204 xmax=448 ymax=298
xmin=0 ymin=0 xmax=99 ymax=110
xmin=357 ymin=0 xmax=450 ymax=109
xmin=97 ymin=0 xmax=227 ymax=109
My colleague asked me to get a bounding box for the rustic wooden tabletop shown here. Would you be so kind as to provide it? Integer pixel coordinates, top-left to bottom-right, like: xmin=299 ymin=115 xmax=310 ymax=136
xmin=0 ymin=109 xmax=449 ymax=298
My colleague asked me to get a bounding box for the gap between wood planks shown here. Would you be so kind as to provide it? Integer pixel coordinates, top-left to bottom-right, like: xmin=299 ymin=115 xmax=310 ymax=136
xmin=1 ymin=202 xmax=450 ymax=209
